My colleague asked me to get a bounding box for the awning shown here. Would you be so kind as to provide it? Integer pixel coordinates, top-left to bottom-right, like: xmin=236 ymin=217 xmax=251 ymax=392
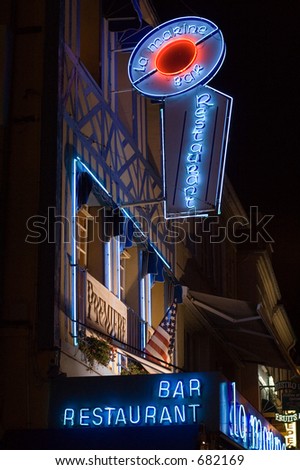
xmin=186 ymin=291 xmax=292 ymax=369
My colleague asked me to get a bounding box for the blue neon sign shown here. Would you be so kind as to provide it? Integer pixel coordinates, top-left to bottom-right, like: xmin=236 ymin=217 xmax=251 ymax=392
xmin=49 ymin=373 xmax=219 ymax=429
xmin=128 ymin=16 xmax=233 ymax=219
xmin=128 ymin=16 xmax=225 ymax=99
xmin=220 ymin=381 xmax=286 ymax=450
xmin=49 ymin=372 xmax=286 ymax=450
xmin=163 ymin=85 xmax=232 ymax=218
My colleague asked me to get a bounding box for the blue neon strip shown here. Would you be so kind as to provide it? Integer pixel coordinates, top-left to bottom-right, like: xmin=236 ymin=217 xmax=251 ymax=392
xmin=122 ymin=207 xmax=171 ymax=270
xmin=71 ymin=158 xmax=78 ymax=346
xmin=151 ymin=244 xmax=171 ymax=270
xmin=76 ymin=157 xmax=111 ymax=197
xmin=214 ymin=88 xmax=233 ymax=215
xmin=77 ymin=159 xmax=172 ymax=272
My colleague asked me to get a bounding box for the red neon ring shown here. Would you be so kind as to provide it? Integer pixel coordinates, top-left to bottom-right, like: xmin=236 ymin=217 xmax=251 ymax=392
xmin=155 ymin=38 xmax=197 ymax=76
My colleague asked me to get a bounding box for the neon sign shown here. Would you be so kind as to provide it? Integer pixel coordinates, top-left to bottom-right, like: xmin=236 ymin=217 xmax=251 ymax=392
xmin=220 ymin=382 xmax=286 ymax=450
xmin=128 ymin=16 xmax=225 ymax=99
xmin=163 ymin=86 xmax=232 ymax=218
xmin=52 ymin=375 xmax=209 ymax=429
xmin=49 ymin=372 xmax=286 ymax=450
xmin=128 ymin=16 xmax=232 ymax=219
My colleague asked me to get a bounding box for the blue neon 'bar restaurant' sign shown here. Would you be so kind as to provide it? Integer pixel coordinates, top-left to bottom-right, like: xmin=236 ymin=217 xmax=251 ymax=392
xmin=48 ymin=372 xmax=286 ymax=450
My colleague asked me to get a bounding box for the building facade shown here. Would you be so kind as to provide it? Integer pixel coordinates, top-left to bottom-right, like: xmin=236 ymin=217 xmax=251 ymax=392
xmin=1 ymin=0 xmax=299 ymax=449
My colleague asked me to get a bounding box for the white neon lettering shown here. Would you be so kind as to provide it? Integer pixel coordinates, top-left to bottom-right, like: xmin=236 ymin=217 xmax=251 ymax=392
xmin=184 ymin=72 xmax=194 ymax=83
xmin=189 ymin=379 xmax=201 ymax=397
xmin=63 ymin=408 xmax=75 ymax=426
xmin=232 ymin=382 xmax=239 ymax=438
xmin=104 ymin=407 xmax=116 ymax=425
xmin=146 ymin=23 xmax=207 ymax=56
xmin=196 ymin=93 xmax=213 ymax=106
xmin=145 ymin=406 xmax=156 ymax=423
xmin=174 ymin=77 xmax=181 ymax=87
xmin=188 ymin=404 xmax=200 ymax=422
xmin=185 ymin=197 xmax=195 ymax=208
xmin=238 ymin=404 xmax=246 ymax=441
xmin=158 ymin=380 xmax=170 ymax=398
xmin=129 ymin=405 xmax=141 ymax=424
xmin=249 ymin=414 xmax=262 ymax=449
xmin=133 ymin=56 xmax=149 ymax=73
xmin=115 ymin=407 xmax=127 ymax=425
xmin=160 ymin=406 xmax=172 ymax=423
xmin=187 ymin=164 xmax=199 ymax=174
xmin=174 ymin=405 xmax=186 ymax=423
xmin=147 ymin=37 xmax=163 ymax=52
xmin=190 ymin=143 xmax=203 ymax=153
xmin=92 ymin=407 xmax=103 ymax=426
xmin=187 ymin=152 xmax=201 ymax=163
xmin=174 ymin=65 xmax=204 ymax=88
xmin=163 ymin=30 xmax=172 ymax=41
xmin=173 ymin=26 xmax=184 ymax=37
xmin=268 ymin=431 xmax=274 ymax=450
xmin=173 ymin=381 xmax=184 ymax=398
xmin=185 ymin=186 xmax=197 ymax=196
xmin=183 ymin=92 xmax=213 ymax=209
xmin=79 ymin=408 xmax=90 ymax=426
xmin=186 ymin=174 xmax=199 ymax=186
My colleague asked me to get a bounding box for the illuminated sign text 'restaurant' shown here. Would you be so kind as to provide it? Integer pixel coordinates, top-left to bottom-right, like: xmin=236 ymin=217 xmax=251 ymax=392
xmin=163 ymin=86 xmax=232 ymax=218
xmin=49 ymin=373 xmax=286 ymax=450
xmin=62 ymin=377 xmax=202 ymax=427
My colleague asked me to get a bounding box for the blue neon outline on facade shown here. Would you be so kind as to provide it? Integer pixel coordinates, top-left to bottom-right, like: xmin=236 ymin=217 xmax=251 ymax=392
xmin=128 ymin=16 xmax=226 ymax=99
xmin=77 ymin=160 xmax=170 ymax=270
xmin=71 ymin=158 xmax=78 ymax=346
xmin=70 ymin=159 xmax=171 ymax=344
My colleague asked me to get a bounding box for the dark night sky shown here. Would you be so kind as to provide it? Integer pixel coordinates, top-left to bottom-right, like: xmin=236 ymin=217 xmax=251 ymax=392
xmin=150 ymin=0 xmax=300 ymax=336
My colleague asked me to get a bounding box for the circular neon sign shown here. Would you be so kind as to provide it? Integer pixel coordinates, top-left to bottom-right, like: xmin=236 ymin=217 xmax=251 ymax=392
xmin=128 ymin=16 xmax=226 ymax=99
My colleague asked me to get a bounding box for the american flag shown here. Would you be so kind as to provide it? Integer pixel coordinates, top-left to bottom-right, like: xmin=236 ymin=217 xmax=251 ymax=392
xmin=145 ymin=301 xmax=177 ymax=364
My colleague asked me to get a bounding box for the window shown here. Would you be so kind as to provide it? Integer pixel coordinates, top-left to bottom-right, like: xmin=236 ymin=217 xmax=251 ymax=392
xmin=120 ymin=248 xmax=130 ymax=302
xmin=80 ymin=0 xmax=101 ymax=83
xmin=104 ymin=236 xmax=121 ymax=297
xmin=76 ymin=204 xmax=93 ymax=268
xmin=140 ymin=273 xmax=152 ymax=349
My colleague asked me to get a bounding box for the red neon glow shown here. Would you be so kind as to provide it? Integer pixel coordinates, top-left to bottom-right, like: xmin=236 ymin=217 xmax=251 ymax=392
xmin=155 ymin=39 xmax=197 ymax=76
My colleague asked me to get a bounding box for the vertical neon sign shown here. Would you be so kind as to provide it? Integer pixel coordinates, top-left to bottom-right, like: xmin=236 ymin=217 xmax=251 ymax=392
xmin=128 ymin=16 xmax=233 ymax=219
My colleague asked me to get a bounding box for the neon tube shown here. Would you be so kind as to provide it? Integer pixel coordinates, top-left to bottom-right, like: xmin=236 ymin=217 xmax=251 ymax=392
xmin=71 ymin=158 xmax=78 ymax=346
